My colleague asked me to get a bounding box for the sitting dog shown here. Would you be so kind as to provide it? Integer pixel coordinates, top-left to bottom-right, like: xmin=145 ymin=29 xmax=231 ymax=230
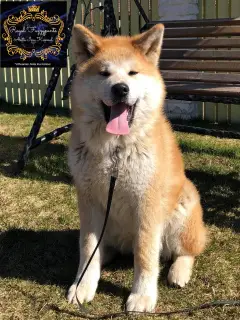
xmin=67 ymin=24 xmax=207 ymax=312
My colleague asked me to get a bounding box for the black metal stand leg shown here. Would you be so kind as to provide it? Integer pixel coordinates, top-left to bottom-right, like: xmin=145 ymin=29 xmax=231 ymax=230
xmin=16 ymin=0 xmax=79 ymax=175
xmin=62 ymin=64 xmax=76 ymax=100
xmin=16 ymin=67 xmax=61 ymax=174
xmin=31 ymin=123 xmax=73 ymax=149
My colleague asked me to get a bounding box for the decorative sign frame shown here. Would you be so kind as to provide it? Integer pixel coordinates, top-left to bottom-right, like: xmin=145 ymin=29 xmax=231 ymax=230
xmin=1 ymin=1 xmax=67 ymax=67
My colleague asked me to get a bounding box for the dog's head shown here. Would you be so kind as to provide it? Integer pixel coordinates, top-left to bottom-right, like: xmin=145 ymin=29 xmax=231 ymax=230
xmin=71 ymin=24 xmax=165 ymax=136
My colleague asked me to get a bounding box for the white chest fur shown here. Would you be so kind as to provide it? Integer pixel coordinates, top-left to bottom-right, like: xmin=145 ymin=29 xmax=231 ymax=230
xmin=70 ymin=138 xmax=155 ymax=200
xmin=69 ymin=136 xmax=156 ymax=251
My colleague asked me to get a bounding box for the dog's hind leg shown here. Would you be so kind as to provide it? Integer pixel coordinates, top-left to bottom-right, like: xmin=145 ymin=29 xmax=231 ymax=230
xmin=166 ymin=181 xmax=207 ymax=287
xmin=167 ymin=255 xmax=195 ymax=287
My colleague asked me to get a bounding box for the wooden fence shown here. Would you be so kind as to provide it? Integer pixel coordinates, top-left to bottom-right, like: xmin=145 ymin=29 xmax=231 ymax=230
xmin=0 ymin=0 xmax=240 ymax=124
xmin=198 ymin=0 xmax=240 ymax=124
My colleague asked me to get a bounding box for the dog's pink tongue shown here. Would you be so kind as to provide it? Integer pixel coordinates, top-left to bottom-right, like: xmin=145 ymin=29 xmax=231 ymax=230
xmin=106 ymin=103 xmax=130 ymax=135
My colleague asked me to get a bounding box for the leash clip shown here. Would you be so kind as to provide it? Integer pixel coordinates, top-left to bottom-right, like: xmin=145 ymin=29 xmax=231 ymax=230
xmin=111 ymin=146 xmax=120 ymax=178
xmin=111 ymin=162 xmax=119 ymax=179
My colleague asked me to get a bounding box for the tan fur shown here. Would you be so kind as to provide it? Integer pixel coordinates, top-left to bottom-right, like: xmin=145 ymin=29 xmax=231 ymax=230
xmin=68 ymin=24 xmax=207 ymax=312
xmin=181 ymin=200 xmax=207 ymax=256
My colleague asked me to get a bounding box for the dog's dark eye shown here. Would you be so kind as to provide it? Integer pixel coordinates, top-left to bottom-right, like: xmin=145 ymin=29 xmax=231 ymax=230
xmin=129 ymin=71 xmax=138 ymax=76
xmin=99 ymin=71 xmax=110 ymax=77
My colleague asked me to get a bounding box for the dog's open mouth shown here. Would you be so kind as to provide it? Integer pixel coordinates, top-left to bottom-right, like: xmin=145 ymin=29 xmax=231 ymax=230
xmin=101 ymin=101 xmax=135 ymax=135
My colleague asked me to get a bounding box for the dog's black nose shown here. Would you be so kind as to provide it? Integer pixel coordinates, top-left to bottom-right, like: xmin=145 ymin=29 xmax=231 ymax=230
xmin=111 ymin=83 xmax=129 ymax=99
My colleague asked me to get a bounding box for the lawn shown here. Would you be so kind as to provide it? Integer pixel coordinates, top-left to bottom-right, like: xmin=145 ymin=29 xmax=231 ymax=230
xmin=0 ymin=102 xmax=239 ymax=319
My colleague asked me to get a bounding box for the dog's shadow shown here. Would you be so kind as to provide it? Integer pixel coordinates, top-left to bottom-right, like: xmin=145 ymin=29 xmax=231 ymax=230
xmin=0 ymin=229 xmax=130 ymax=299
xmin=0 ymin=228 xmax=172 ymax=301
xmin=0 ymin=229 xmax=79 ymax=287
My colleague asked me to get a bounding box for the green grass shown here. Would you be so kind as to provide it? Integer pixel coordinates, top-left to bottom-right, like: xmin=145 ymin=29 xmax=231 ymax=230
xmin=0 ymin=103 xmax=239 ymax=319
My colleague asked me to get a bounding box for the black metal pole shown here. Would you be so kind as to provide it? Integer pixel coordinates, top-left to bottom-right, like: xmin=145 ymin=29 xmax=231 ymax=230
xmin=133 ymin=0 xmax=149 ymax=24
xmin=16 ymin=0 xmax=79 ymax=174
xmin=101 ymin=0 xmax=118 ymax=36
xmin=31 ymin=123 xmax=73 ymax=150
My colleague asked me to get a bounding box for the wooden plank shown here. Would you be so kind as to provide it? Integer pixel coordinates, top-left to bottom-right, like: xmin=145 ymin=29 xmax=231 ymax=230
xmin=64 ymin=56 xmax=71 ymax=109
xmin=30 ymin=68 xmax=35 ymax=106
xmin=164 ymin=26 xmax=240 ymax=38
xmin=61 ymin=67 xmax=70 ymax=109
xmin=163 ymin=39 xmax=240 ymax=49
xmin=3 ymin=69 xmax=7 ymax=103
xmin=204 ymin=0 xmax=217 ymax=123
xmin=231 ymin=0 xmax=240 ymax=19
xmin=46 ymin=68 xmax=54 ymax=107
xmin=90 ymin=1 xmax=94 ymax=32
xmin=165 ymin=81 xmax=240 ymax=97
xmin=217 ymin=0 xmax=229 ymax=19
xmin=198 ymin=0 xmax=204 ymax=19
xmin=5 ymin=68 xmax=13 ymax=104
xmin=24 ymin=68 xmax=33 ymax=106
xmin=18 ymin=68 xmax=26 ymax=105
xmin=24 ymin=68 xmax=29 ymax=105
xmin=120 ymin=0 xmax=129 ymax=35
xmin=99 ymin=0 xmax=104 ymax=32
xmin=161 ymin=71 xmax=240 ymax=84
xmin=139 ymin=0 xmax=149 ymax=30
xmin=36 ymin=69 xmax=42 ymax=107
xmin=3 ymin=69 xmax=9 ymax=103
xmin=130 ymin=0 xmax=140 ymax=35
xmin=231 ymin=0 xmax=240 ymax=124
xmin=75 ymin=0 xmax=83 ymax=24
xmin=31 ymin=68 xmax=40 ymax=107
xmin=92 ymin=0 xmax=101 ymax=34
xmin=113 ymin=0 xmax=119 ymax=33
xmin=151 ymin=0 xmax=159 ymax=21
xmin=12 ymin=68 xmax=19 ymax=104
xmin=161 ymin=49 xmax=240 ymax=60
xmin=230 ymin=108 xmax=240 ymax=124
xmin=216 ymin=103 xmax=228 ymax=125
xmin=38 ymin=68 xmax=46 ymax=106
xmin=83 ymin=0 xmax=92 ymax=27
xmin=160 ymin=60 xmax=240 ymax=72
xmin=0 ymin=69 xmax=5 ymax=100
xmin=148 ymin=18 xmax=240 ymax=28
xmin=217 ymin=0 xmax=230 ymax=123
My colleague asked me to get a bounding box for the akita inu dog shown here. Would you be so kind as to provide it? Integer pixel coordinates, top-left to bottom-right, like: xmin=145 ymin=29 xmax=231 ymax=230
xmin=68 ymin=24 xmax=207 ymax=312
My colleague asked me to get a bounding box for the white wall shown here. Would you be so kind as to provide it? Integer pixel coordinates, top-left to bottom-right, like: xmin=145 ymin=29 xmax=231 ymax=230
xmin=158 ymin=0 xmax=199 ymax=120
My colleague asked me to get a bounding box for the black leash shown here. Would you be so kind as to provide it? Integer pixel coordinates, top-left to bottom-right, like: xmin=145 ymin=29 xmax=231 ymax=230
xmin=46 ymin=299 xmax=240 ymax=319
xmin=10 ymin=282 xmax=240 ymax=318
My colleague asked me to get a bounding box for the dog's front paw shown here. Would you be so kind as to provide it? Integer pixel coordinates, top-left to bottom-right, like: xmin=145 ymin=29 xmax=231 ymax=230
xmin=126 ymin=293 xmax=157 ymax=312
xmin=67 ymin=281 xmax=97 ymax=304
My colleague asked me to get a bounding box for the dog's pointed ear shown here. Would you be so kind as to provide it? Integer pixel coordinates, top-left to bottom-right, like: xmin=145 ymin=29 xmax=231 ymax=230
xmin=132 ymin=24 xmax=164 ymax=66
xmin=72 ymin=24 xmax=102 ymax=64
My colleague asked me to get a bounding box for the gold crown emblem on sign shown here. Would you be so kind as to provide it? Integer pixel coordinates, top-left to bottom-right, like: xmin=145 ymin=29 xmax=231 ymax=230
xmin=28 ymin=5 xmax=40 ymax=13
